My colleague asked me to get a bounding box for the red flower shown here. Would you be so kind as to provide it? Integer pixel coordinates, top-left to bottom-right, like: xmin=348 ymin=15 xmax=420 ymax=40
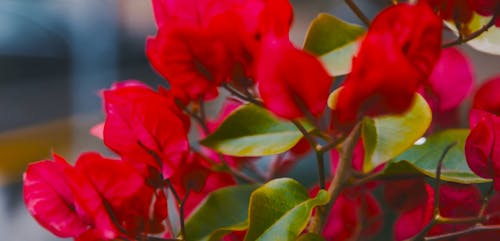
xmin=394 ymin=182 xmax=482 ymax=241
xmin=465 ymin=110 xmax=500 ymax=189
xmin=310 ymin=185 xmax=382 ymax=241
xmin=472 ymin=75 xmax=500 ymax=116
xmin=103 ymin=81 xmax=190 ymax=179
xmin=384 ymin=179 xmax=429 ymax=212
xmin=23 ymin=155 xmax=88 ymax=239
xmin=466 ymin=77 xmax=500 ymax=189
xmin=336 ymin=3 xmax=442 ymax=123
xmin=147 ymin=0 xmax=291 ymax=102
xmin=23 ymin=153 xmax=167 ymax=240
xmin=257 ymin=36 xmax=332 ymax=119
xmin=169 ymin=153 xmax=236 ymax=217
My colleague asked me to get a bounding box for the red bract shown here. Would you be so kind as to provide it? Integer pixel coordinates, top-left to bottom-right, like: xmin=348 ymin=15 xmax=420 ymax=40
xmin=257 ymin=36 xmax=332 ymax=119
xmin=310 ymin=185 xmax=382 ymax=241
xmin=23 ymin=155 xmax=88 ymax=238
xmin=169 ymin=153 xmax=236 ymax=217
xmin=103 ymin=81 xmax=190 ymax=179
xmin=465 ymin=110 xmax=500 ymax=189
xmin=420 ymin=47 xmax=474 ymax=111
xmin=472 ymin=76 xmax=500 ymax=116
xmin=23 ymin=153 xmax=166 ymax=240
xmin=384 ymin=179 xmax=429 ymax=212
xmin=147 ymin=27 xmax=230 ymax=101
xmin=147 ymin=0 xmax=292 ymax=102
xmin=394 ymin=182 xmax=482 ymax=241
xmin=336 ymin=3 xmax=442 ymax=123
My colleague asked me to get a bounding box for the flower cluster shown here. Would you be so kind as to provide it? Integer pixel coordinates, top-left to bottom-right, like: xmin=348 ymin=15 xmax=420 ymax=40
xmin=22 ymin=0 xmax=500 ymax=241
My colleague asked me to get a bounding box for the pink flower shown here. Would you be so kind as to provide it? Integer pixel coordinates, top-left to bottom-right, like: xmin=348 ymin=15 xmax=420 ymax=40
xmin=420 ymin=47 xmax=474 ymax=111
xmin=336 ymin=3 xmax=442 ymax=123
xmin=103 ymin=81 xmax=190 ymax=179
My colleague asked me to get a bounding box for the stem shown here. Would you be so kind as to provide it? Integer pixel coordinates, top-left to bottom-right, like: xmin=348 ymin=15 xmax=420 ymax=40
xmin=308 ymin=122 xmax=361 ymax=234
xmin=315 ymin=150 xmax=326 ymax=189
xmin=443 ymin=7 xmax=500 ymax=48
xmin=175 ymin=99 xmax=210 ymax=135
xmin=344 ymin=0 xmax=371 ymax=26
xmin=433 ymin=143 xmax=456 ymax=215
xmin=179 ymin=190 xmax=189 ymax=240
xmin=479 ymin=183 xmax=494 ymax=218
xmin=292 ymin=120 xmax=318 ymax=148
xmin=136 ymin=236 xmax=179 ymax=241
xmin=292 ymin=120 xmax=326 ymax=189
xmin=425 ymin=225 xmax=500 ymax=241
xmin=222 ymin=83 xmax=263 ymax=107
xmin=406 ymin=142 xmax=457 ymax=241
xmin=436 ymin=216 xmax=484 ymax=225
xmin=165 ymin=180 xmax=188 ymax=240
xmin=194 ymin=149 xmax=260 ymax=183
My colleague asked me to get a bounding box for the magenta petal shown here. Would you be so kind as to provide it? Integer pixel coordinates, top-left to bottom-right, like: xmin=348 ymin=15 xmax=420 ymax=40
xmin=465 ymin=111 xmax=497 ymax=178
xmin=394 ymin=184 xmax=434 ymax=241
xmin=23 ymin=160 xmax=88 ymax=238
xmin=421 ymin=47 xmax=474 ymax=111
xmin=473 ymin=75 xmax=500 ymax=116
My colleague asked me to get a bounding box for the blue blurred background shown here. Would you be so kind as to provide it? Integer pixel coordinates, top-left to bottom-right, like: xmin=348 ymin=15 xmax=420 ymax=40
xmin=1 ymin=0 xmax=499 ymax=240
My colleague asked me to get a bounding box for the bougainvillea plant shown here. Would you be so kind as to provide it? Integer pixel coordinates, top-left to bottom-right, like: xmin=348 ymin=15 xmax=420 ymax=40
xmin=23 ymin=0 xmax=500 ymax=240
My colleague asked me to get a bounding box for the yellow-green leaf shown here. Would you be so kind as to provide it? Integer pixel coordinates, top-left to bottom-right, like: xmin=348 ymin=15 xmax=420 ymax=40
xmin=362 ymin=94 xmax=432 ymax=172
xmin=304 ymin=13 xmax=365 ymax=76
xmin=244 ymin=178 xmax=329 ymax=241
xmin=185 ymin=185 xmax=258 ymax=241
xmin=200 ymin=104 xmax=313 ymax=157
xmin=382 ymin=129 xmax=490 ymax=184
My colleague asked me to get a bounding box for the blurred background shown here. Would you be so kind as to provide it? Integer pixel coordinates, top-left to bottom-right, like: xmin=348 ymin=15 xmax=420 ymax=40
xmin=0 ymin=0 xmax=499 ymax=240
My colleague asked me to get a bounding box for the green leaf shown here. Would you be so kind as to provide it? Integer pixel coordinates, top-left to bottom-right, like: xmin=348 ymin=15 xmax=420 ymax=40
xmin=200 ymin=104 xmax=313 ymax=156
xmin=303 ymin=13 xmax=365 ymax=76
xmin=361 ymin=94 xmax=432 ymax=172
xmin=296 ymin=233 xmax=326 ymax=241
xmin=185 ymin=185 xmax=258 ymax=241
xmin=244 ymin=178 xmax=329 ymax=241
xmin=381 ymin=129 xmax=490 ymax=184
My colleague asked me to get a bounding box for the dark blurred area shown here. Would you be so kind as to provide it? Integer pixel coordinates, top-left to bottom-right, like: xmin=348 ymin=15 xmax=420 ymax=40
xmin=1 ymin=0 xmax=499 ymax=240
